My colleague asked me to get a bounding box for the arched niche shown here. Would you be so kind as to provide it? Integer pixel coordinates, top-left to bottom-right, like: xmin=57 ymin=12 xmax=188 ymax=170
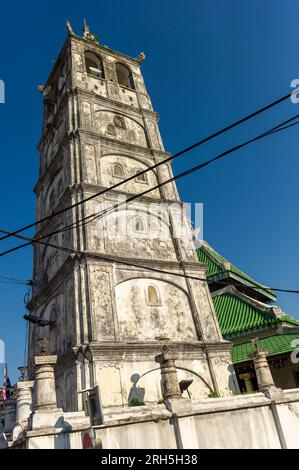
xmin=94 ymin=207 xmax=176 ymax=262
xmin=98 ymin=154 xmax=159 ymax=197
xmin=115 ymin=278 xmax=197 ymax=342
xmin=94 ymin=111 xmax=147 ymax=147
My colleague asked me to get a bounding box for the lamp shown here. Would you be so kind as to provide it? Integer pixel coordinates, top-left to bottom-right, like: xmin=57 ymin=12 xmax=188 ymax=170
xmin=18 ymin=366 xmax=28 ymax=381
xmin=179 ymin=379 xmax=193 ymax=398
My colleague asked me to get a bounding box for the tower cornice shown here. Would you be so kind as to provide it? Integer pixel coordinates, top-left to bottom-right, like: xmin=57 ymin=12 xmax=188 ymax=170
xmin=73 ymin=86 xmax=159 ymax=120
xmin=33 ymin=180 xmax=184 ymax=241
xmin=72 ymin=128 xmax=169 ymax=157
xmin=34 ymin=127 xmax=172 ymax=192
xmin=30 ymin=253 xmax=208 ymax=308
xmin=68 ymin=34 xmax=144 ymax=66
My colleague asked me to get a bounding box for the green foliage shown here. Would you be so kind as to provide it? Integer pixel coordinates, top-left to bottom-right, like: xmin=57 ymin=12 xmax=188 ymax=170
xmin=153 ymin=415 xmax=167 ymax=423
xmin=208 ymin=390 xmax=220 ymax=398
xmin=129 ymin=398 xmax=144 ymax=406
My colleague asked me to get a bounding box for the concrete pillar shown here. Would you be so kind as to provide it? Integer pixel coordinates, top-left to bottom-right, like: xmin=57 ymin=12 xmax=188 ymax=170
xmin=31 ymin=355 xmax=65 ymax=431
xmin=249 ymin=347 xmax=275 ymax=391
xmin=3 ymin=402 xmax=16 ymax=434
xmin=0 ymin=420 xmax=7 ymax=449
xmin=239 ymin=372 xmax=254 ymax=392
xmin=249 ymin=342 xmax=285 ymax=400
xmin=155 ymin=347 xmax=181 ymax=400
xmin=15 ymin=381 xmax=34 ymax=423
xmin=33 ymin=355 xmax=58 ymax=411
xmin=12 ymin=380 xmax=34 ymax=441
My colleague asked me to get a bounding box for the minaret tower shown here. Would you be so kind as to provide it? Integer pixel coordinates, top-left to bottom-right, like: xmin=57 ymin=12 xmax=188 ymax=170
xmin=28 ymin=21 xmax=237 ymax=413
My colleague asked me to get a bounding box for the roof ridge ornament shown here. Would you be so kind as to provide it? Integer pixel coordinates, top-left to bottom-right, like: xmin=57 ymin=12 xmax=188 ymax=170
xmin=66 ymin=20 xmax=74 ymax=35
xmin=136 ymin=52 xmax=146 ymax=62
xmin=221 ymin=261 xmax=231 ymax=271
xmin=82 ymin=18 xmax=99 ymax=44
xmin=272 ymin=306 xmax=283 ymax=317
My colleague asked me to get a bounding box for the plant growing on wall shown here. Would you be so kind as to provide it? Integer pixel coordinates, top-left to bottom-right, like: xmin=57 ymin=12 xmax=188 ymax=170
xmin=129 ymin=398 xmax=144 ymax=406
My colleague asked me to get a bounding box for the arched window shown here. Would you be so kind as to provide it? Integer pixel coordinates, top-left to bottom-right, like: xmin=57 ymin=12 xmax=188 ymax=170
xmin=113 ymin=163 xmax=124 ymax=178
xmin=147 ymin=285 xmax=160 ymax=305
xmin=115 ymin=63 xmax=135 ymax=89
xmin=114 ymin=115 xmax=126 ymax=129
xmin=136 ymin=172 xmax=147 ymax=183
xmin=134 ymin=217 xmax=145 ymax=232
xmin=107 ymin=124 xmax=116 ymax=136
xmin=85 ymin=51 xmax=105 ymax=78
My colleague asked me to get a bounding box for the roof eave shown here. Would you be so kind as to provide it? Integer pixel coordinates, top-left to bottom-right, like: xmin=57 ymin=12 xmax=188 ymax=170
xmin=207 ymin=271 xmax=277 ymax=301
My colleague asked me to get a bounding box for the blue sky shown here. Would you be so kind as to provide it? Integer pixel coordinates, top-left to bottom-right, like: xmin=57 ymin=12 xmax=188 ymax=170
xmin=0 ymin=0 xmax=298 ymax=383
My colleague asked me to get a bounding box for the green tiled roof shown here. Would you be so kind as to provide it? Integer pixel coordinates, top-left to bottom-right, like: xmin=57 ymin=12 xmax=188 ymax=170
xmin=280 ymin=314 xmax=299 ymax=327
xmin=232 ymin=334 xmax=299 ymax=363
xmin=212 ymin=291 xmax=299 ymax=337
xmin=213 ymin=293 xmax=278 ymax=336
xmin=197 ymin=242 xmax=276 ymax=301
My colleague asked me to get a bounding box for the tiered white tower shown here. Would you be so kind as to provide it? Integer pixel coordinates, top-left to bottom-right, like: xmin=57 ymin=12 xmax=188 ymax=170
xmin=28 ymin=21 xmax=237 ymax=414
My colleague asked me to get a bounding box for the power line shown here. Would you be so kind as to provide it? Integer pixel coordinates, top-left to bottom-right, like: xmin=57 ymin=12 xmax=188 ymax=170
xmin=6 ymin=230 xmax=299 ymax=296
xmin=71 ymin=115 xmax=299 ymax=228
xmin=0 ymin=125 xmax=298 ymax=295
xmin=0 ymin=206 xmax=299 ymax=296
xmin=0 ymin=91 xmax=292 ymax=244
xmin=0 ymin=275 xmax=30 ymax=285
xmin=0 ymin=113 xmax=298 ymax=259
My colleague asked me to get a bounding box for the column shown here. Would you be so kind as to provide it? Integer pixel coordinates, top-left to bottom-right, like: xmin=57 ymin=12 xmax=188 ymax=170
xmin=155 ymin=346 xmax=181 ymax=400
xmin=249 ymin=347 xmax=275 ymax=391
xmin=12 ymin=380 xmax=34 ymax=441
xmin=15 ymin=380 xmax=34 ymax=423
xmin=33 ymin=355 xmax=58 ymax=410
xmin=249 ymin=342 xmax=285 ymax=400
xmin=3 ymin=402 xmax=16 ymax=434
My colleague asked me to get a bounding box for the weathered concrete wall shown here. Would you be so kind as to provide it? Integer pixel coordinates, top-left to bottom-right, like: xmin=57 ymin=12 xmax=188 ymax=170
xmin=115 ymin=278 xmax=197 ymax=342
xmin=93 ymin=356 xmax=213 ymax=408
xmin=270 ymin=362 xmax=299 ymax=389
xmin=98 ymin=419 xmax=177 ymax=449
xmin=10 ymin=390 xmax=299 ymax=449
xmin=91 ymin=390 xmax=299 ymax=449
xmin=178 ymin=397 xmax=281 ymax=449
xmin=26 ymin=429 xmax=87 ymax=450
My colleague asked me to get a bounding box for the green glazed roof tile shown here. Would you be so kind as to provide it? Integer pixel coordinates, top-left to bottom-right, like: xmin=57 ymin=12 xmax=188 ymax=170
xmin=197 ymin=242 xmax=276 ymax=301
xmin=213 ymin=292 xmax=278 ymax=336
xmin=232 ymin=334 xmax=299 ymax=363
xmin=212 ymin=291 xmax=299 ymax=337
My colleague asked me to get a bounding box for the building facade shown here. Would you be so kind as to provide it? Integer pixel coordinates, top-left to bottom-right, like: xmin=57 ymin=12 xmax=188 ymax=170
xmin=27 ymin=22 xmax=238 ymax=418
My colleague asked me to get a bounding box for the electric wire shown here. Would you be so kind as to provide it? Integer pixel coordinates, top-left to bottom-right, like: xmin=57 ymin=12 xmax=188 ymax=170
xmin=0 ymin=120 xmax=298 ymax=294
xmin=0 ymin=91 xmax=293 ymax=244
xmin=0 ymin=112 xmax=298 ymax=258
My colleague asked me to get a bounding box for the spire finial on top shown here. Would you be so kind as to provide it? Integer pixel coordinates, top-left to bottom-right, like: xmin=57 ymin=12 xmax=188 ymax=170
xmin=83 ymin=18 xmax=89 ymax=33
xmin=66 ymin=19 xmax=74 ymax=35
xmin=82 ymin=18 xmax=99 ymax=43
